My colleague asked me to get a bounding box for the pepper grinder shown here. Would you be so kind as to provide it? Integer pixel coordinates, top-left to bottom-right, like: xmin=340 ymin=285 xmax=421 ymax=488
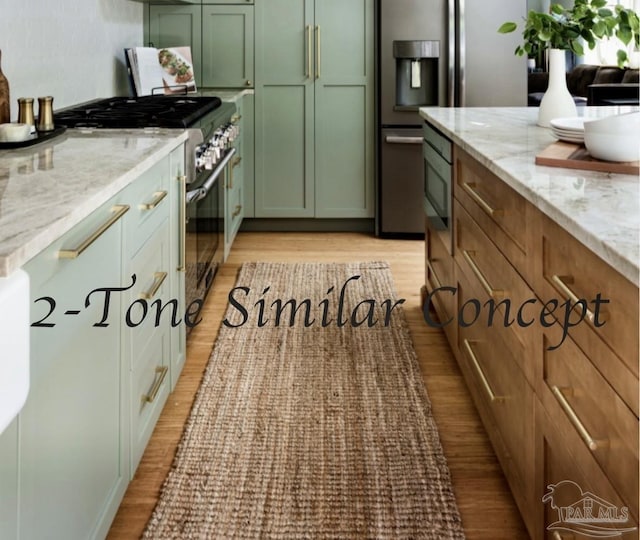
xmin=37 ymin=96 xmax=54 ymax=132
xmin=17 ymin=97 xmax=35 ymax=131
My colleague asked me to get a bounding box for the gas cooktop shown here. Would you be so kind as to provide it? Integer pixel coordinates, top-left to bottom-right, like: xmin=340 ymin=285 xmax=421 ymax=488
xmin=55 ymin=95 xmax=222 ymax=129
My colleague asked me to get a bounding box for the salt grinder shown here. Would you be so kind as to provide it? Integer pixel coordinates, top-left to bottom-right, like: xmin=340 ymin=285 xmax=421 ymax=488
xmin=37 ymin=96 xmax=54 ymax=132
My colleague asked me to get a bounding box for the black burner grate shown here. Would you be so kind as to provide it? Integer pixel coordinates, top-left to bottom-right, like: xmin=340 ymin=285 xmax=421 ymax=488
xmin=55 ymin=96 xmax=222 ymax=128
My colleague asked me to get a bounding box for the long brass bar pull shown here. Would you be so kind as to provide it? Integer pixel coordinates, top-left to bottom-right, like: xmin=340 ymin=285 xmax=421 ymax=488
xmin=306 ymin=25 xmax=312 ymax=78
xmin=142 ymin=366 xmax=168 ymax=404
xmin=552 ymin=385 xmax=600 ymax=451
xmin=139 ymin=190 xmax=167 ymax=210
xmin=463 ymin=340 xmax=504 ymax=403
xmin=177 ymin=175 xmax=186 ymax=272
xmin=315 ymin=25 xmax=321 ymax=79
xmin=462 ymin=182 xmax=502 ymax=217
xmin=551 ymin=275 xmax=598 ymax=323
xmin=140 ymin=272 xmax=167 ymax=300
xmin=462 ymin=250 xmax=504 ymax=299
xmin=232 ymin=205 xmax=242 ymax=218
xmin=58 ymin=205 xmax=129 ymax=259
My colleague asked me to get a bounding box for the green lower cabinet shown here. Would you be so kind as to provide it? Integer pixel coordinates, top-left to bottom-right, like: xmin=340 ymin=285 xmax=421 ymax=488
xmin=20 ymin=194 xmax=129 ymax=540
xmin=254 ymin=0 xmax=374 ymax=218
xmin=149 ymin=5 xmax=203 ymax=84
xmin=202 ymin=5 xmax=254 ymax=88
xmin=242 ymin=93 xmax=255 ymax=217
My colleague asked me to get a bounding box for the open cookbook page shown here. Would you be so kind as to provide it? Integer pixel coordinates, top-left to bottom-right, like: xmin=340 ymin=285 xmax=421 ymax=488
xmin=125 ymin=46 xmax=197 ymax=96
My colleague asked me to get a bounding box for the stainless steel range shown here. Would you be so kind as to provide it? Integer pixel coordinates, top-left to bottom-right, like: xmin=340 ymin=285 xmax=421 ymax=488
xmin=56 ymin=95 xmax=238 ymax=334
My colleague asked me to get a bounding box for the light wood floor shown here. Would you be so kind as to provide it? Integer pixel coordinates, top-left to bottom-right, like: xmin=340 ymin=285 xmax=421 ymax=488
xmin=107 ymin=232 xmax=528 ymax=539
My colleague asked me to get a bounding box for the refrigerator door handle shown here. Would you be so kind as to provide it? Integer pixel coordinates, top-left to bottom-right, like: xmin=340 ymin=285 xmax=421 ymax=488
xmin=385 ymin=136 xmax=423 ymax=145
xmin=448 ymin=0 xmax=456 ymax=107
xmin=457 ymin=0 xmax=466 ymax=107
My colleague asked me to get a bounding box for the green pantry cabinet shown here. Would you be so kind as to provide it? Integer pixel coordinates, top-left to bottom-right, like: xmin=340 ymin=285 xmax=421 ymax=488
xmin=0 ymin=146 xmax=186 ymax=540
xmin=255 ymin=0 xmax=374 ymax=218
xmin=147 ymin=0 xmax=373 ymax=220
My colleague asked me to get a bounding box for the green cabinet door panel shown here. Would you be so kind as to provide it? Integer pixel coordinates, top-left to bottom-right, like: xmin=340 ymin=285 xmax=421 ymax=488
xmin=242 ymin=93 xmax=255 ymax=217
xmin=255 ymin=85 xmax=315 ymax=217
xmin=202 ymin=6 xmax=254 ymax=88
xmin=20 ymin=205 xmax=126 ymax=540
xmin=149 ymin=5 xmax=203 ymax=85
xmin=315 ymin=85 xmax=373 ymax=217
xmin=314 ymin=0 xmax=374 ymax=218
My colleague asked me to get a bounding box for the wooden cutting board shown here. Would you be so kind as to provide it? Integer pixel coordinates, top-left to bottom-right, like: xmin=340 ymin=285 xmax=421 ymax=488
xmin=535 ymin=141 xmax=639 ymax=175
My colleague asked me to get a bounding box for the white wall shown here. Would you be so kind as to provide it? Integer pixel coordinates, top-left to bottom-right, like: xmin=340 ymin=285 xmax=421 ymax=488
xmin=0 ymin=0 xmax=143 ymax=120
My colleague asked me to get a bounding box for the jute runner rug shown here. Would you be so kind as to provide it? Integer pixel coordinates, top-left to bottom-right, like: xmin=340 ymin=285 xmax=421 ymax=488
xmin=144 ymin=262 xmax=465 ymax=539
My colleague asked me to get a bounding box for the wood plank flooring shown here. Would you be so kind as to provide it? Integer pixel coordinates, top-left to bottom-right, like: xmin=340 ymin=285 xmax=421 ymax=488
xmin=107 ymin=232 xmax=528 ymax=539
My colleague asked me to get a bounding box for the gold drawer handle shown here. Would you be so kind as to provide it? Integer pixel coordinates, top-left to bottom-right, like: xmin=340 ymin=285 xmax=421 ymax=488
xmin=140 ymin=271 xmax=167 ymax=300
xmin=462 ymin=250 xmax=504 ymax=299
xmin=462 ymin=182 xmax=503 ymax=217
xmin=177 ymin=175 xmax=186 ymax=272
xmin=232 ymin=204 xmax=242 ymax=218
xmin=142 ymin=366 xmax=168 ymax=404
xmin=231 ymin=114 xmax=242 ymax=123
xmin=306 ymin=25 xmax=312 ymax=78
xmin=463 ymin=339 xmax=504 ymax=403
xmin=315 ymin=25 xmax=321 ymax=79
xmin=232 ymin=156 xmax=242 ymax=168
xmin=58 ymin=205 xmax=129 ymax=259
xmin=551 ymin=275 xmax=598 ymax=323
xmin=552 ymin=385 xmax=601 ymax=451
xmin=139 ymin=190 xmax=167 ymax=210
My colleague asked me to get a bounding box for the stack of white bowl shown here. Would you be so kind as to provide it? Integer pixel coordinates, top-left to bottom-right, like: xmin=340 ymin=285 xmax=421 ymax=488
xmin=583 ymin=112 xmax=640 ymax=162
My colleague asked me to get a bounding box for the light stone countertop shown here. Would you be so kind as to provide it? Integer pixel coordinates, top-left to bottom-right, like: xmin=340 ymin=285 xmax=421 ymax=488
xmin=0 ymin=128 xmax=188 ymax=277
xmin=419 ymin=106 xmax=640 ymax=285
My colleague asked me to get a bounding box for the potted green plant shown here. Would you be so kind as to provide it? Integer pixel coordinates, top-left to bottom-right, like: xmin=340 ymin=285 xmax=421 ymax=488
xmin=499 ymin=0 xmax=640 ymax=126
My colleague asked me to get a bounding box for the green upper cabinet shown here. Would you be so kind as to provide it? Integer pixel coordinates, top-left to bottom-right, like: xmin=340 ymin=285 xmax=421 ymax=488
xmin=202 ymin=5 xmax=254 ymax=88
xmin=148 ymin=5 xmax=203 ymax=84
xmin=254 ymin=0 xmax=374 ymax=219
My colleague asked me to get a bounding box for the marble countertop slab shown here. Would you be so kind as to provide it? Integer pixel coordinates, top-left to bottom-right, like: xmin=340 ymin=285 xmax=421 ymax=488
xmin=419 ymin=107 xmax=639 ymax=285
xmin=0 ymin=128 xmax=188 ymax=277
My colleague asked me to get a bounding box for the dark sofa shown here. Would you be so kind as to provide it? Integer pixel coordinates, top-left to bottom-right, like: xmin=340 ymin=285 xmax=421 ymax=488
xmin=528 ymin=64 xmax=639 ymax=106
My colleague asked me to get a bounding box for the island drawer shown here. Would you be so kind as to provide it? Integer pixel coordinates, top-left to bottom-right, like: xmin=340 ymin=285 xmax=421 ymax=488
xmin=536 ymin=397 xmax=639 ymax=538
xmin=534 ymin=212 xmax=639 ymax=388
xmin=539 ymin=322 xmax=639 ymax=515
xmin=423 ymin=122 xmax=452 ymax=162
xmin=455 ymin=148 xmax=529 ymax=273
xmin=454 ymin=199 xmax=536 ymax=381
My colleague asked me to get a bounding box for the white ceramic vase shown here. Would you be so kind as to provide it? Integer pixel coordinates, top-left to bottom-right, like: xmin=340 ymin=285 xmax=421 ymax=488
xmin=537 ymin=49 xmax=577 ymax=127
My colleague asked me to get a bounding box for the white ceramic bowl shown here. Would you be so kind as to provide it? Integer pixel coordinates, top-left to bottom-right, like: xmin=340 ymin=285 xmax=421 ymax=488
xmin=583 ymin=111 xmax=640 ymax=134
xmin=583 ymin=130 xmax=640 ymax=162
xmin=0 ymin=123 xmax=32 ymax=143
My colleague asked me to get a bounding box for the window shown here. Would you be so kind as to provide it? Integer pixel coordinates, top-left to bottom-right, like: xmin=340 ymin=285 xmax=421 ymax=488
xmin=582 ymin=0 xmax=640 ymax=67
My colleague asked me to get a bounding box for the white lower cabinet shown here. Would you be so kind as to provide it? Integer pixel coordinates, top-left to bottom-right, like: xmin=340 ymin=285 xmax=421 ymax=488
xmin=0 ymin=145 xmax=186 ymax=539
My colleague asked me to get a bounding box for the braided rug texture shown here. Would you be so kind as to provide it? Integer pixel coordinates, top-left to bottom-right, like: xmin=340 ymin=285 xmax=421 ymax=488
xmin=144 ymin=261 xmax=465 ymax=539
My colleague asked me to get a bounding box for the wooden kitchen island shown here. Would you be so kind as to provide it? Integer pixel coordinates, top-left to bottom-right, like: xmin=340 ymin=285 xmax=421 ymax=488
xmin=420 ymin=106 xmax=639 ymax=540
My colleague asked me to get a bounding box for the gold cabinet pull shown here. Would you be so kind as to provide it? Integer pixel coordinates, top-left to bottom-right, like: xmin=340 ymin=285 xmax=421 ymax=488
xmin=231 ymin=114 xmax=242 ymax=123
xmin=306 ymin=25 xmax=312 ymax=78
xmin=462 ymin=182 xmax=502 ymax=217
xmin=58 ymin=205 xmax=129 ymax=259
xmin=177 ymin=175 xmax=186 ymax=272
xmin=140 ymin=272 xmax=167 ymax=300
xmin=245 ymin=80 xmax=252 ymax=87
xmin=551 ymin=275 xmax=598 ymax=324
xmin=232 ymin=204 xmax=242 ymax=218
xmin=232 ymin=156 xmax=242 ymax=168
xmin=463 ymin=340 xmax=504 ymax=403
xmin=139 ymin=190 xmax=167 ymax=210
xmin=315 ymin=25 xmax=321 ymax=79
xmin=552 ymin=385 xmax=601 ymax=451
xmin=462 ymin=250 xmax=504 ymax=299
xmin=142 ymin=366 xmax=168 ymax=404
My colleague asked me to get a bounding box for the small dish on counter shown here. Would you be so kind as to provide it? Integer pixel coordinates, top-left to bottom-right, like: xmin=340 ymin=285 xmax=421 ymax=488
xmin=549 ymin=117 xmax=585 ymax=143
xmin=0 ymin=123 xmax=31 ymax=143
xmin=0 ymin=125 xmax=66 ymax=150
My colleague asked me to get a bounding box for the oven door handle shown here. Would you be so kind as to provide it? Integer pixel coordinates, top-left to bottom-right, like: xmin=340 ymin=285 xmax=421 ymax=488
xmin=200 ymin=147 xmax=237 ymax=195
xmin=186 ymin=187 xmax=206 ymax=205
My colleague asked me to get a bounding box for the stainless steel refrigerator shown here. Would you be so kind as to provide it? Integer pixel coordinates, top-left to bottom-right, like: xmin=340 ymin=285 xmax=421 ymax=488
xmin=377 ymin=0 xmax=527 ymax=236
